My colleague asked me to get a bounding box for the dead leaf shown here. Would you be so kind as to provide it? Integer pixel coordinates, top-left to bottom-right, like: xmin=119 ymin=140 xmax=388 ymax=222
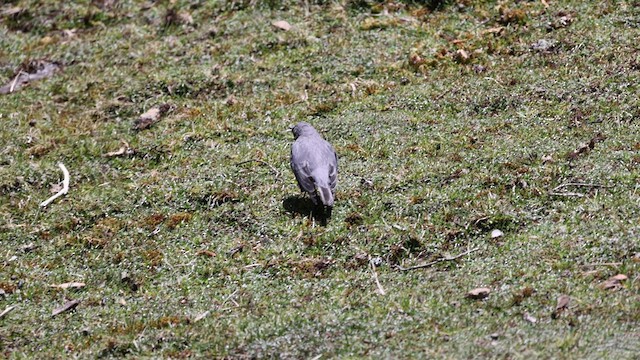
xmin=225 ymin=95 xmax=238 ymax=106
xmin=531 ymin=39 xmax=557 ymax=52
xmin=94 ymin=0 xmax=116 ymax=9
xmin=557 ymin=15 xmax=573 ymax=27
xmin=272 ymin=20 xmax=291 ymax=31
xmin=582 ymin=269 xmax=599 ymax=277
xmin=1 ymin=7 xmax=23 ymax=16
xmin=133 ymin=104 xmax=172 ymax=130
xmin=62 ymin=29 xmax=77 ymax=39
xmin=547 ymin=11 xmax=573 ymax=30
xmin=483 ymin=26 xmax=504 ymax=35
xmin=104 ymin=140 xmax=134 ymax=157
xmin=164 ymin=8 xmax=194 ymax=26
xmin=40 ymin=36 xmax=55 ymax=45
xmin=0 ymin=305 xmax=17 ymax=319
xmin=589 ymin=132 xmax=606 ymax=148
xmin=21 ymin=243 xmax=36 ymax=252
xmin=0 ymin=59 xmax=61 ymax=95
xmin=609 ymin=274 xmax=627 ymax=281
xmin=177 ymin=12 xmax=193 ymax=25
xmin=453 ymin=49 xmax=470 ymax=64
xmin=50 ymin=282 xmax=85 ymax=289
xmin=118 ymin=298 xmax=127 ymax=306
xmin=566 ymin=133 xmax=606 ymax=160
xmin=135 ymin=108 xmax=159 ymax=128
xmin=409 ymin=53 xmax=425 ymax=68
xmin=566 ymin=143 xmax=589 ymax=160
xmin=599 ymin=274 xmax=628 ymax=290
xmin=194 ymin=310 xmax=210 ymax=322
xmin=510 ymin=286 xmax=535 ymax=306
xmin=498 ymin=7 xmax=527 ymax=25
xmin=473 ymin=64 xmax=486 ymax=74
xmin=522 ymin=286 xmax=535 ymax=297
xmin=523 ymin=312 xmax=537 ymax=323
xmin=228 ymin=244 xmax=244 ymax=257
xmin=552 ymin=294 xmax=571 ymax=318
xmin=556 ymin=294 xmax=570 ymax=311
xmin=541 ymin=154 xmax=554 ymax=164
xmin=467 ymin=287 xmax=491 ymax=300
xmin=52 ymin=299 xmax=80 ymax=317
xmin=197 ymin=250 xmax=217 ymax=257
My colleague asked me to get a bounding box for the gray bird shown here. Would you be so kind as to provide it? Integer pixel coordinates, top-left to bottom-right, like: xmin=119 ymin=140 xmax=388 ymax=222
xmin=290 ymin=122 xmax=338 ymax=207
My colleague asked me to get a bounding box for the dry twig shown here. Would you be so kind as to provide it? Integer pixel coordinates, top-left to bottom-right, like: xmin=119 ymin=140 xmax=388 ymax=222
xmin=0 ymin=305 xmax=17 ymax=319
xmin=370 ymin=258 xmax=386 ymax=295
xmin=552 ymin=183 xmax=612 ymax=191
xmin=40 ymin=163 xmax=70 ymax=207
xmin=395 ymin=247 xmax=480 ymax=271
xmin=51 ymin=299 xmax=80 ymax=317
xmin=582 ymin=262 xmax=622 ymax=268
xmin=549 ymin=182 xmax=612 ymax=198
xmin=9 ymin=71 xmax=26 ymax=93
xmin=104 ymin=140 xmax=134 ymax=157
xmin=549 ymin=191 xmax=585 ymax=197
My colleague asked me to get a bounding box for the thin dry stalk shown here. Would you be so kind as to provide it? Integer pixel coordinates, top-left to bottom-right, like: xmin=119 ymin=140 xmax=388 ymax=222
xmin=395 ymin=247 xmax=480 ymax=271
xmin=370 ymin=258 xmax=386 ymax=295
xmin=40 ymin=163 xmax=70 ymax=207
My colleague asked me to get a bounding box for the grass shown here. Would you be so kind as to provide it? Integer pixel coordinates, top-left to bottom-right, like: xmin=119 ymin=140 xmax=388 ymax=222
xmin=1 ymin=0 xmax=639 ymax=358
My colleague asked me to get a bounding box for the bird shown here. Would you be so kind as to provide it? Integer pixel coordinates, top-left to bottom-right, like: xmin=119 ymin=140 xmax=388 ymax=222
xmin=290 ymin=122 xmax=338 ymax=208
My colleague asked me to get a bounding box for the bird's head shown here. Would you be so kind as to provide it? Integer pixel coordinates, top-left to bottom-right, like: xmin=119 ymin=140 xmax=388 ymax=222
xmin=291 ymin=122 xmax=318 ymax=139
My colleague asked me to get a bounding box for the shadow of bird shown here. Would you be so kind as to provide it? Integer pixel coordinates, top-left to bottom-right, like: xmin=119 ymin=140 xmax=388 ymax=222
xmin=282 ymin=195 xmax=332 ymax=226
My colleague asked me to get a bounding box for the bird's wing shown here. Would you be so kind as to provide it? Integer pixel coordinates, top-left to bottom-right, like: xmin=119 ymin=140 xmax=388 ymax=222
xmin=327 ymin=145 xmax=338 ymax=192
xmin=291 ymin=142 xmax=316 ymax=194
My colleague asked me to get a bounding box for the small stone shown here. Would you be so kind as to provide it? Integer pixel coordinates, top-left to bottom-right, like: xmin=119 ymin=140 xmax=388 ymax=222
xmin=532 ymin=39 xmax=557 ymax=52
xmin=370 ymin=257 xmax=384 ymax=267
xmin=473 ymin=64 xmax=486 ymax=73
xmin=467 ymin=287 xmax=491 ymax=300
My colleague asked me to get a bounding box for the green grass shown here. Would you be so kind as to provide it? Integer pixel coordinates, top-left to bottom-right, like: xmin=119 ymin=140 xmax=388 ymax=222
xmin=1 ymin=0 xmax=639 ymax=358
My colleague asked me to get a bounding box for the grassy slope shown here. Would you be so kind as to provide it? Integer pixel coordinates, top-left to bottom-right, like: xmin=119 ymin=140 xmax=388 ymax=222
xmin=1 ymin=0 xmax=639 ymax=358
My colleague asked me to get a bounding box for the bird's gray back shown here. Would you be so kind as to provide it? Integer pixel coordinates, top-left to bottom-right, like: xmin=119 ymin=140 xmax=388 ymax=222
xmin=291 ymin=133 xmax=338 ymax=192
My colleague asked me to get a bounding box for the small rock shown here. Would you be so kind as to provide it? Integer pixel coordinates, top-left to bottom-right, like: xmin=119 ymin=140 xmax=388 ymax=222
xmin=272 ymin=20 xmax=291 ymax=31
xmin=370 ymin=257 xmax=384 ymax=267
xmin=360 ymin=178 xmax=374 ymax=188
xmin=490 ymin=229 xmax=504 ymax=239
xmin=21 ymin=243 xmax=36 ymax=252
xmin=473 ymin=64 xmax=486 ymax=73
xmin=453 ymin=49 xmax=470 ymax=64
xmin=532 ymin=39 xmax=557 ymax=52
xmin=467 ymin=287 xmax=491 ymax=300
xmin=524 ymin=312 xmax=537 ymax=323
